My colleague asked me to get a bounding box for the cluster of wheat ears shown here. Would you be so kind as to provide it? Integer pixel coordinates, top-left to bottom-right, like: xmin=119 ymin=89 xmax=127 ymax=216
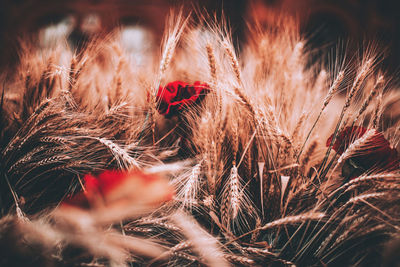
xmin=0 ymin=11 xmax=399 ymax=267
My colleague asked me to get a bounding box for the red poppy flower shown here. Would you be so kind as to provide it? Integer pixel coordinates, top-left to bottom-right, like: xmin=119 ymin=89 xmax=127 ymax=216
xmin=326 ymin=126 xmax=368 ymax=155
xmin=156 ymin=81 xmax=210 ymax=118
xmin=327 ymin=126 xmax=399 ymax=179
xmin=63 ymin=170 xmax=173 ymax=209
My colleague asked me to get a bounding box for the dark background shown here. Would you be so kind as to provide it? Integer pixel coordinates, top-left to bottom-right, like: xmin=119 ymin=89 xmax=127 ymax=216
xmin=0 ymin=0 xmax=399 ymax=74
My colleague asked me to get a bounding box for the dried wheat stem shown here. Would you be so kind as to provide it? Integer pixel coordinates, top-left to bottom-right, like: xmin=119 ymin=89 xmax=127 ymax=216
xmin=114 ymin=58 xmax=124 ymax=102
xmin=206 ymin=43 xmax=217 ymax=83
xmin=280 ymin=132 xmax=294 ymax=156
xmin=7 ymin=145 xmax=47 ymax=173
xmin=232 ymin=123 xmax=239 ymax=165
xmin=317 ymin=213 xmax=370 ymax=256
xmin=158 ymin=40 xmax=174 ymax=83
xmin=296 ymin=71 xmax=344 ymax=160
xmin=372 ymin=92 xmax=383 ymax=129
xmin=181 ymin=163 xmax=201 ymax=209
xmin=320 ymin=61 xmax=373 ymax=173
xmin=39 ymin=136 xmax=68 ymax=144
xmin=14 ymin=155 xmax=71 ymax=185
xmin=229 ymin=165 xmax=241 ymax=219
xmin=234 ymin=87 xmax=256 ymax=116
xmin=96 ymin=137 xmax=139 ymax=169
xmin=289 ymin=42 xmax=304 ymax=71
xmin=223 ymin=40 xmax=241 ymax=84
xmin=353 ymin=75 xmax=384 ymax=124
xmin=267 ymin=163 xmax=299 ymax=173
xmin=155 ymin=11 xmax=188 ymax=97
xmin=228 ymin=212 xmax=325 ymax=243
xmin=330 ymin=224 xmax=387 ymax=255
xmin=151 ymin=115 xmax=156 ymax=145
xmin=36 ymin=155 xmax=71 ymax=168
xmin=343 ymin=59 xmax=373 ymax=112
xmin=301 ymin=140 xmax=318 ymax=166
xmin=3 ymin=98 xmax=53 ymax=157
xmin=68 ymin=56 xmax=76 ymax=91
xmin=38 ymin=57 xmax=54 ymax=97
xmin=124 ymin=227 xmax=153 ymax=233
xmin=327 ymin=129 xmax=375 ymax=180
xmin=148 ymin=12 xmax=189 ymax=145
xmin=348 ymin=192 xmax=387 ymax=204
xmin=342 ymin=173 xmax=399 ymax=192
xmin=292 ymin=111 xmax=307 ymax=142
xmin=206 ymin=42 xmax=224 ymax=125
xmin=68 ymin=56 xmax=87 ymax=92
xmin=199 ymin=114 xmax=217 ymax=194
xmin=337 ymin=129 xmax=375 ymax=165
xmin=224 ymin=254 xmax=254 ymax=265
xmin=328 ymin=218 xmax=370 ymax=251
xmin=237 ymin=129 xmax=257 ymax=168
xmin=171 ymin=212 xmax=229 ymax=267
xmin=4 ymin=171 xmax=27 ymax=219
xmin=244 ymin=247 xmax=277 ymax=257
xmin=173 ymin=252 xmax=198 ymax=262
xmin=324 ymin=71 xmax=345 ymax=108
xmin=250 ymin=217 xmax=262 ymax=243
xmin=134 ymin=220 xmax=180 ymax=232
xmin=170 ymin=241 xmax=192 ymax=253
xmin=220 ymin=192 xmax=230 ymax=228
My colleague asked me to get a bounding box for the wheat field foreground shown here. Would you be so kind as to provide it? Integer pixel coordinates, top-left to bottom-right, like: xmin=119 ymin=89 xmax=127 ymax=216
xmin=0 ymin=11 xmax=399 ymax=267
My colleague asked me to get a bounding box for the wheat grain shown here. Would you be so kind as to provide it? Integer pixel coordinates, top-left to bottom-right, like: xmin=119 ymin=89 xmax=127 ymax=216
xmin=223 ymin=40 xmax=241 ymax=84
xmin=96 ymin=137 xmax=140 ymax=169
xmin=206 ymin=43 xmax=217 ymax=83
xmin=343 ymin=59 xmax=373 ymax=111
xmin=372 ymin=92 xmax=383 ymax=129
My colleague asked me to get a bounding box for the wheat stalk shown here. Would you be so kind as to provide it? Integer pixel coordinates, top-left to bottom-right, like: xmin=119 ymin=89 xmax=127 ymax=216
xmin=296 ymin=71 xmax=344 ymax=160
xmin=206 ymin=43 xmax=217 ymax=83
xmin=353 ymin=75 xmax=384 ymax=124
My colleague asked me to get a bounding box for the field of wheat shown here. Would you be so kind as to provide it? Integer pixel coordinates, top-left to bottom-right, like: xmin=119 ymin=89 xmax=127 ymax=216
xmin=0 ymin=11 xmax=399 ymax=266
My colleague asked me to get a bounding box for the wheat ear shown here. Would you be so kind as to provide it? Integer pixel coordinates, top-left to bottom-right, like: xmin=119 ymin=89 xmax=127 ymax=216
xmin=353 ymin=75 xmax=384 ymax=124
xmin=297 ymin=71 xmax=344 ymax=160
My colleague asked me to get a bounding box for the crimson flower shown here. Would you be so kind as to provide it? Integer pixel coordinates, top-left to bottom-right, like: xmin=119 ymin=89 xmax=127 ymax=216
xmin=63 ymin=170 xmax=173 ymax=209
xmin=327 ymin=126 xmax=399 ymax=179
xmin=156 ymin=81 xmax=210 ymax=118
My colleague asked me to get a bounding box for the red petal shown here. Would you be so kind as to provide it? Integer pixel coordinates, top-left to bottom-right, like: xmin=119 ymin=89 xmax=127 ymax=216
xmin=95 ymin=170 xmax=127 ymax=195
xmin=326 ymin=126 xmax=367 ymax=154
xmin=63 ymin=169 xmax=166 ymax=208
xmin=156 ymin=81 xmax=209 ymax=117
xmin=83 ymin=174 xmax=100 ymax=194
xmin=353 ymin=131 xmax=399 ymax=171
xmin=327 ymin=126 xmax=399 ymax=179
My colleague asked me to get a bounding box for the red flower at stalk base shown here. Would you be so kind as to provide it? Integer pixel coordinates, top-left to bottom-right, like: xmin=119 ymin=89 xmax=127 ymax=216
xmin=327 ymin=126 xmax=399 ymax=179
xmin=156 ymin=81 xmax=210 ymax=118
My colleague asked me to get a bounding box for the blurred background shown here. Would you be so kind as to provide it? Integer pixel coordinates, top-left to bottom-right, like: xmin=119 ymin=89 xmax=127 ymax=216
xmin=1 ymin=0 xmax=399 ymax=74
